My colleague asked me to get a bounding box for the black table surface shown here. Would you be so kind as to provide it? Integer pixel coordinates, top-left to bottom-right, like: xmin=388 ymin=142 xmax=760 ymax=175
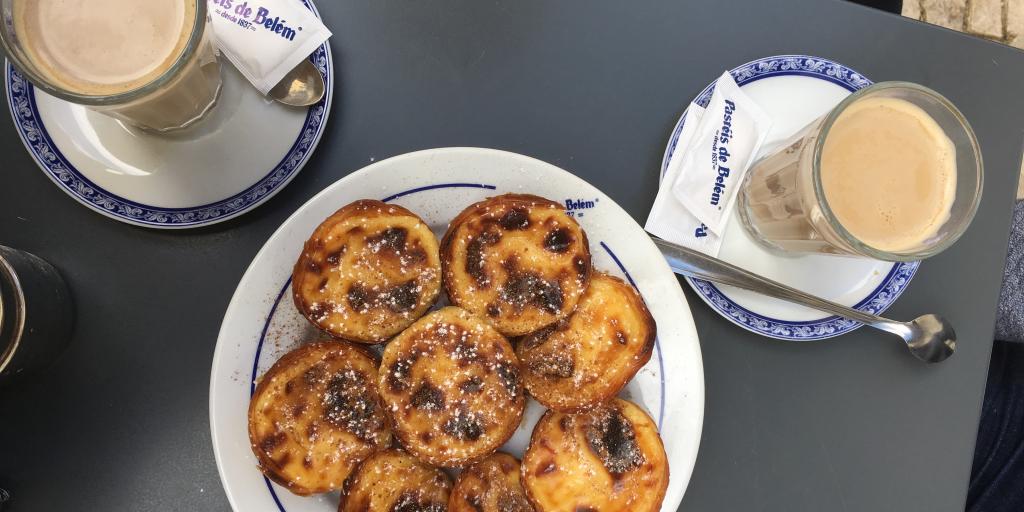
xmin=3 ymin=0 xmax=1024 ymax=510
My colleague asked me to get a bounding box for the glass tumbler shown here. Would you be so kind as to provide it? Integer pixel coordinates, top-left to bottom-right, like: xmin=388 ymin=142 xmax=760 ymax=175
xmin=736 ymin=82 xmax=983 ymax=262
xmin=0 ymin=246 xmax=73 ymax=384
xmin=0 ymin=0 xmax=222 ymax=132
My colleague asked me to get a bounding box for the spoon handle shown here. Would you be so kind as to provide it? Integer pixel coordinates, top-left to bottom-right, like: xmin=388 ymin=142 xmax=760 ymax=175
xmin=652 ymin=237 xmax=891 ymax=328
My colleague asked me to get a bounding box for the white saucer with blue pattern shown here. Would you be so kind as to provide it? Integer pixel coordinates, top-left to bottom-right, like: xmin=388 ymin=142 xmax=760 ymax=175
xmin=4 ymin=0 xmax=332 ymax=229
xmin=661 ymin=55 xmax=919 ymax=341
xmin=210 ymin=148 xmax=705 ymax=512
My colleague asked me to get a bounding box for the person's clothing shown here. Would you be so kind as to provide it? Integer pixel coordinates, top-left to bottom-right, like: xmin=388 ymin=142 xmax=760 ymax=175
xmin=969 ymin=340 xmax=1024 ymax=511
xmin=996 ymin=201 xmax=1024 ymax=343
xmin=969 ymin=199 xmax=1024 ymax=511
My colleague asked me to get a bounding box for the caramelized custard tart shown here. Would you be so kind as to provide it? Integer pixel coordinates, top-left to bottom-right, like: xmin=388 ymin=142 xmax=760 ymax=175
xmin=248 ymin=341 xmax=392 ymax=495
xmin=378 ymin=307 xmax=526 ymax=467
xmin=521 ymin=398 xmax=669 ymax=512
xmin=449 ymin=452 xmax=534 ymax=512
xmin=516 ymin=272 xmax=656 ymax=412
xmin=293 ymin=200 xmax=441 ymax=344
xmin=441 ymin=194 xmax=591 ymax=337
xmin=339 ymin=448 xmax=453 ymax=512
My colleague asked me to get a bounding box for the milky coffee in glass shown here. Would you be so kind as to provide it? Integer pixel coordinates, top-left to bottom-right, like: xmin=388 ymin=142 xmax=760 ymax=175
xmin=6 ymin=0 xmax=221 ymax=132
xmin=737 ymin=82 xmax=981 ymax=261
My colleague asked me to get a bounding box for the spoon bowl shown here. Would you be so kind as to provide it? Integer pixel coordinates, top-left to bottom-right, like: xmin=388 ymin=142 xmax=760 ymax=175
xmin=268 ymin=59 xmax=325 ymax=107
xmin=904 ymin=314 xmax=956 ymax=363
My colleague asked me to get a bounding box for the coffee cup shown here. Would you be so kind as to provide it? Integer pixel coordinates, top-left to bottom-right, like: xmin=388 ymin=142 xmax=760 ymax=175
xmin=737 ymin=82 xmax=983 ymax=262
xmin=0 ymin=0 xmax=222 ymax=132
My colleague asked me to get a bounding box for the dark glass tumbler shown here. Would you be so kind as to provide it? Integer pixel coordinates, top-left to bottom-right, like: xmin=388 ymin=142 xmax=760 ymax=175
xmin=0 ymin=245 xmax=73 ymax=383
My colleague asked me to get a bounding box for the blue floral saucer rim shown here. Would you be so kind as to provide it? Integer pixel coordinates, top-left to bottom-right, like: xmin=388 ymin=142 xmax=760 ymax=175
xmin=4 ymin=0 xmax=332 ymax=229
xmin=659 ymin=54 xmax=920 ymax=341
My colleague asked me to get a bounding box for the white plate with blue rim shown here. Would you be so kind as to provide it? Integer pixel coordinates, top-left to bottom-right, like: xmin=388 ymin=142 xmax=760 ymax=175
xmin=4 ymin=0 xmax=332 ymax=229
xmin=209 ymin=147 xmax=705 ymax=512
xmin=660 ymin=54 xmax=919 ymax=340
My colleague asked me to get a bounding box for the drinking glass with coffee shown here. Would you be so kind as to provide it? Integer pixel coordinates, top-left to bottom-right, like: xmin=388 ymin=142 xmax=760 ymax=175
xmin=0 ymin=0 xmax=222 ymax=132
xmin=737 ymin=82 xmax=983 ymax=262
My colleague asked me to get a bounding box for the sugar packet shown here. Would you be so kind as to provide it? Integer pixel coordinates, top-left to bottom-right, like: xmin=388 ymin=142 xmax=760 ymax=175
xmin=645 ymin=104 xmax=726 ymax=256
xmin=670 ymin=72 xmax=771 ymax=235
xmin=208 ymin=0 xmax=332 ymax=95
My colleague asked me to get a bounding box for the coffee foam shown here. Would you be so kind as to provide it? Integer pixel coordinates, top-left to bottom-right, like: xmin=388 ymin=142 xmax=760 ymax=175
xmin=821 ymin=96 xmax=957 ymax=253
xmin=14 ymin=0 xmax=196 ymax=95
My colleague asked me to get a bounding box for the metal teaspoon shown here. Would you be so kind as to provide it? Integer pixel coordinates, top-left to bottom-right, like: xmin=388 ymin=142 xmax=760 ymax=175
xmin=652 ymin=237 xmax=956 ymax=363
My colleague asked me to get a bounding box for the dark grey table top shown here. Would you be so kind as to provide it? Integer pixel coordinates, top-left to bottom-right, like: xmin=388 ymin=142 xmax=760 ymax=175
xmin=2 ymin=0 xmax=1023 ymax=510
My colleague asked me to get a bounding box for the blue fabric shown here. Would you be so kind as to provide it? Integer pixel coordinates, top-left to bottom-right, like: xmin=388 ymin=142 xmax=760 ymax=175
xmin=968 ymin=200 xmax=1024 ymax=511
xmin=995 ymin=201 xmax=1024 ymax=343
xmin=968 ymin=341 xmax=1024 ymax=511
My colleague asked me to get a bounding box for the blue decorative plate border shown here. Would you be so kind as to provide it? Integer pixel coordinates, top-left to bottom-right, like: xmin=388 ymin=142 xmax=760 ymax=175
xmin=660 ymin=54 xmax=920 ymax=341
xmin=4 ymin=0 xmax=333 ymax=229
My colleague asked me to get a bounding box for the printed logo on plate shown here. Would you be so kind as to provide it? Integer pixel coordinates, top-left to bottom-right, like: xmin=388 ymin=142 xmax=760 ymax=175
xmin=564 ymin=197 xmax=599 ymax=218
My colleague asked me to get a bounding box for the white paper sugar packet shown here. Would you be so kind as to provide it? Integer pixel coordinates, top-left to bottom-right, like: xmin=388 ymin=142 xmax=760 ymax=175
xmin=670 ymin=72 xmax=771 ymax=236
xmin=208 ymin=0 xmax=332 ymax=95
xmin=645 ymin=104 xmax=727 ymax=255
